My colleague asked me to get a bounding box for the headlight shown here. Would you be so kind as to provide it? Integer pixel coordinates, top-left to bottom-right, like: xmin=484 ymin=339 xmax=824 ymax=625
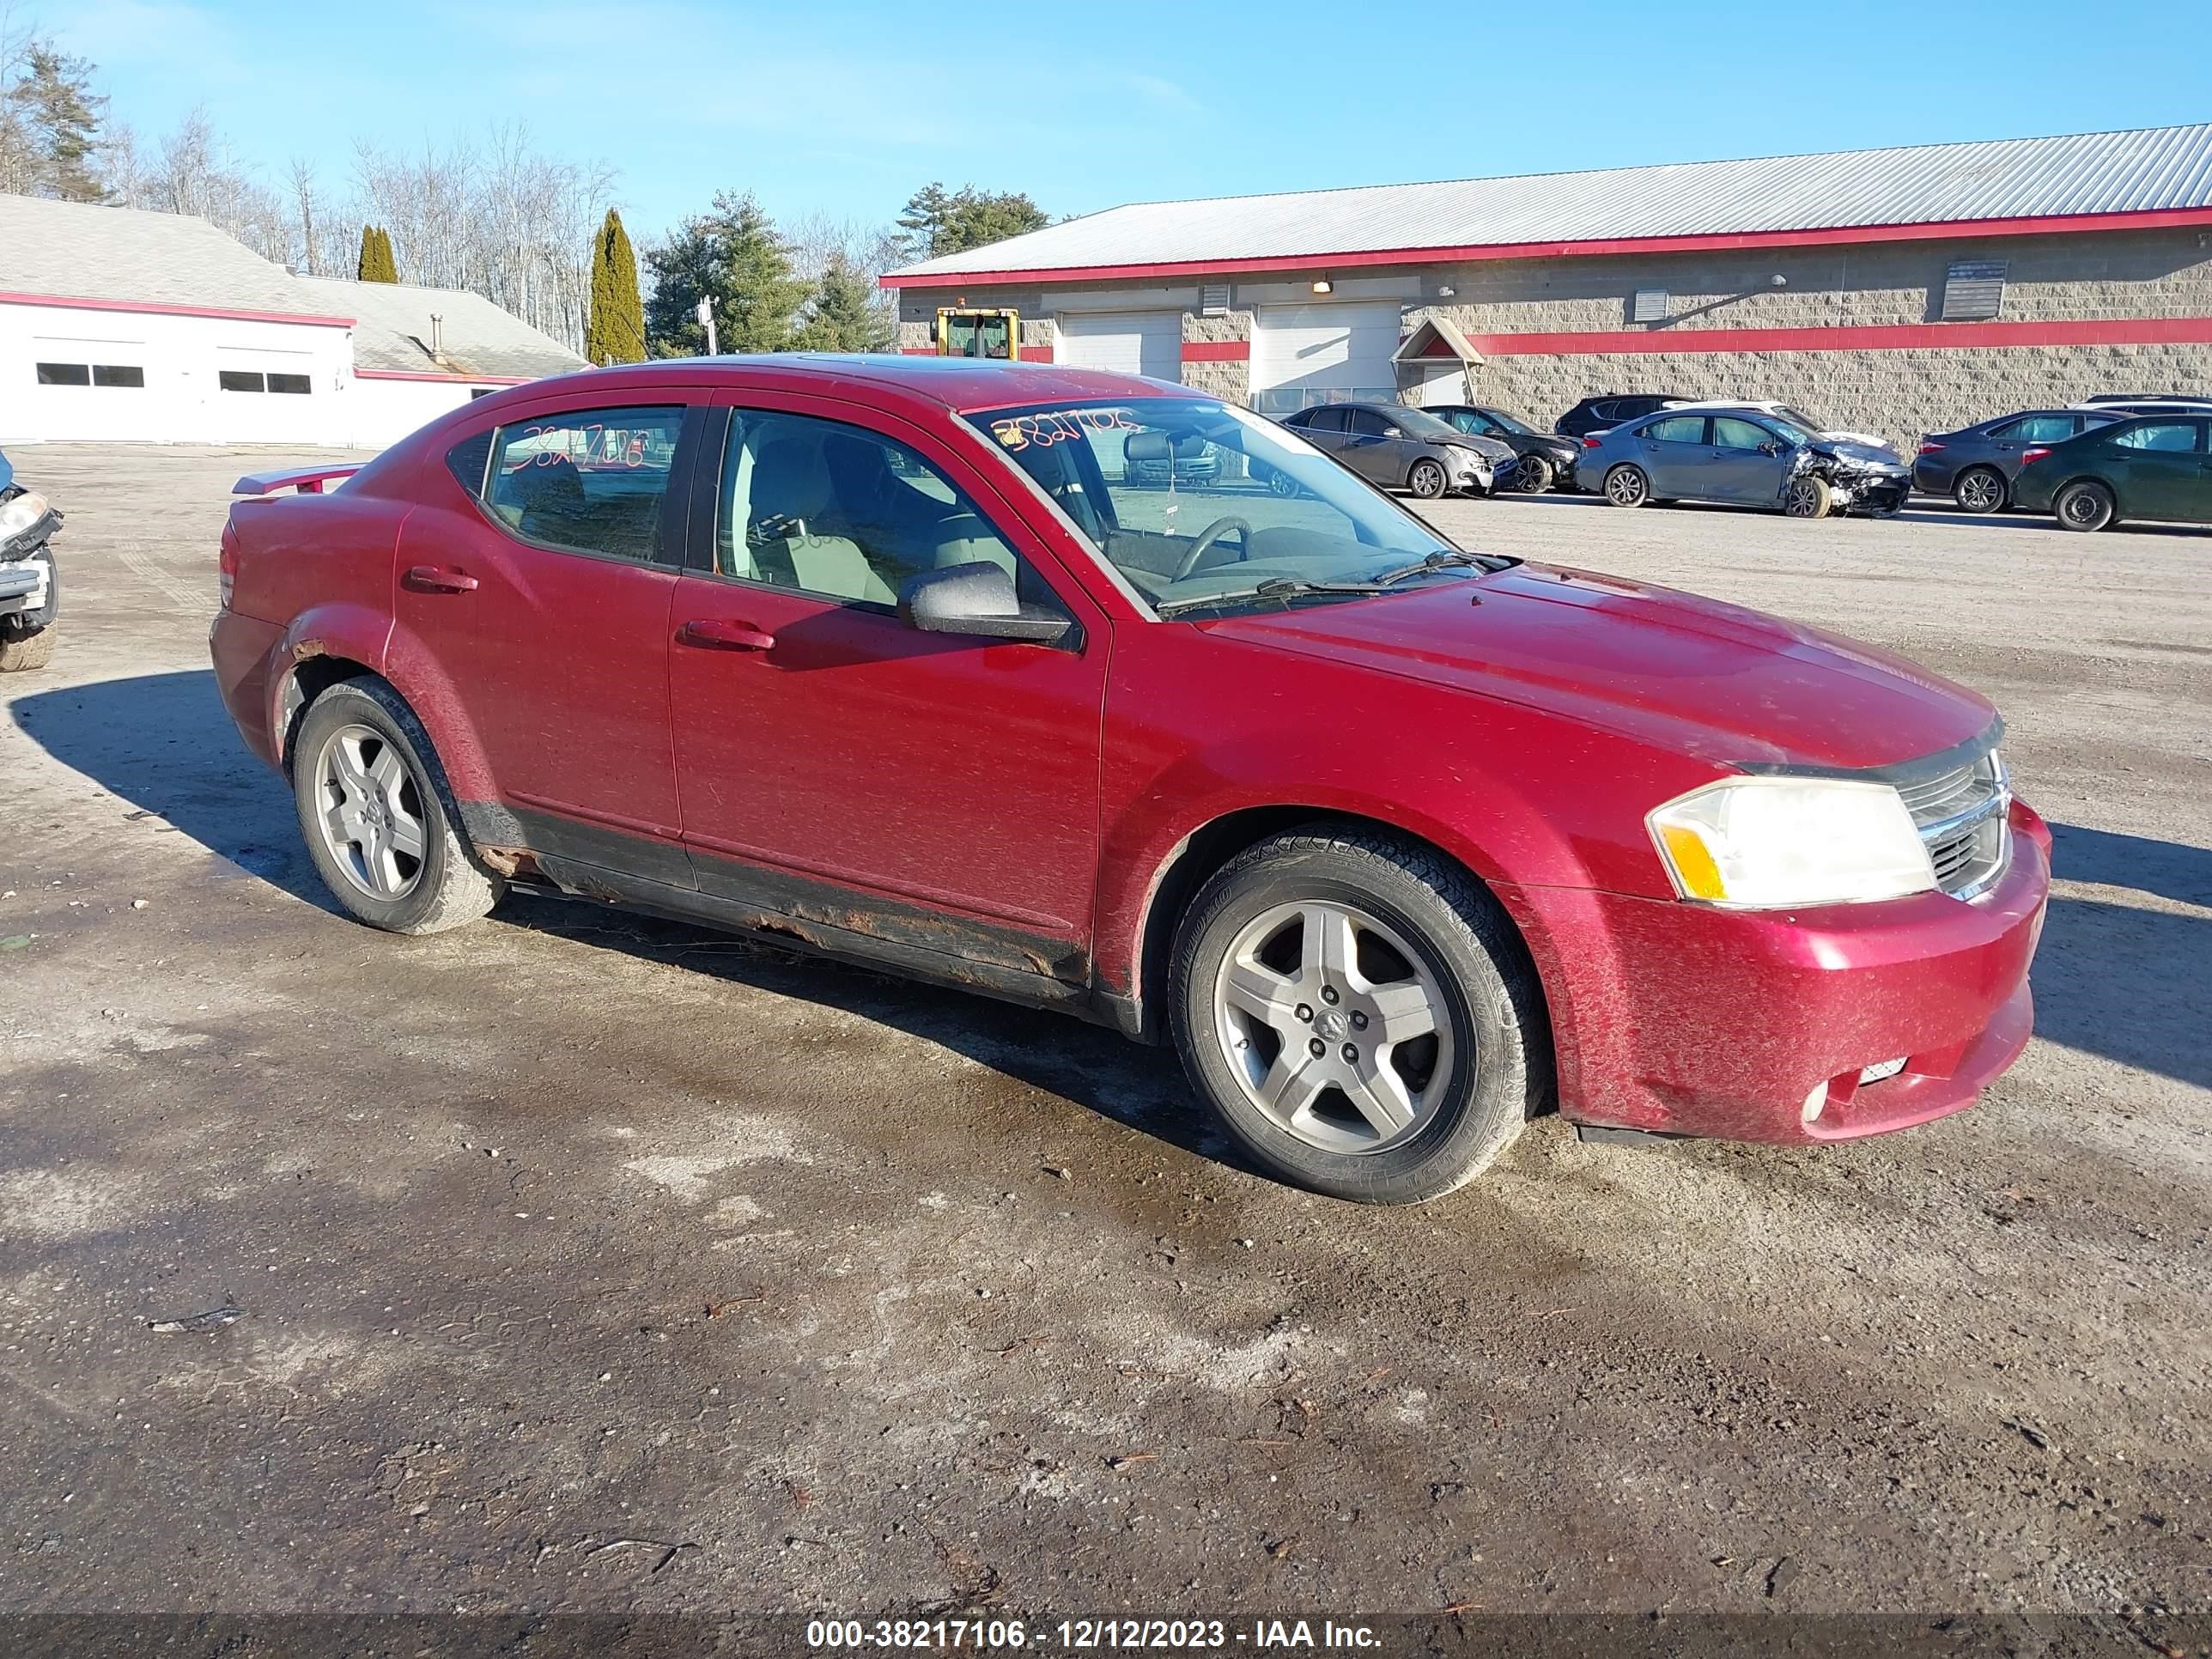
xmin=1647 ymin=777 xmax=1936 ymax=908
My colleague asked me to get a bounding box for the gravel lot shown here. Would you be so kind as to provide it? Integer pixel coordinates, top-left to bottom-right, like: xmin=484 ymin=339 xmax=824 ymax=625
xmin=1 ymin=444 xmax=2207 ymax=1626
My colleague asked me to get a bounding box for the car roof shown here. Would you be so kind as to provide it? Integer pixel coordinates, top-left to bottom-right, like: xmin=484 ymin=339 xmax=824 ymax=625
xmin=482 ymin=353 xmax=1215 ymax=416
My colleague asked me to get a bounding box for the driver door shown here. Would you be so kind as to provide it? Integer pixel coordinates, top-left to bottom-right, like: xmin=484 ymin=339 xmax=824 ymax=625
xmin=666 ymin=394 xmax=1109 ymax=977
xmin=1707 ymin=416 xmax=1793 ymax=503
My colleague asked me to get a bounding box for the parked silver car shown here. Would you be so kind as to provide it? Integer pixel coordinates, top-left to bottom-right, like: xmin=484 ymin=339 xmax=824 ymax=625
xmin=1573 ymin=405 xmax=1911 ymax=518
xmin=1279 ymin=403 xmax=1504 ymax=499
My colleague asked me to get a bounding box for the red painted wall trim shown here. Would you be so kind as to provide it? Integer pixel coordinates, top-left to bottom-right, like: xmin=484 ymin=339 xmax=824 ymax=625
xmin=897 ymin=346 xmax=1055 ymax=362
xmin=881 ymin=204 xmax=2212 ymax=290
xmin=0 ymin=289 xmax=356 ymax=328
xmin=1466 ymin=315 xmax=2212 ymax=356
xmin=354 ymin=368 xmax=533 ymax=384
xmin=1181 ymin=340 xmax=1249 ymax=362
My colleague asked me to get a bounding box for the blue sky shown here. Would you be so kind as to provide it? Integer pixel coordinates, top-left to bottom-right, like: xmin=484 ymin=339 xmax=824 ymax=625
xmin=44 ymin=0 xmax=2212 ymax=246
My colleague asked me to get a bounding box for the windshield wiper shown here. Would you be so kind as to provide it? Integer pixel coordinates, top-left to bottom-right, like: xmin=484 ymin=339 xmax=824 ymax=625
xmin=1371 ymin=549 xmax=1504 ymax=586
xmin=1156 ymin=576 xmax=1383 ymax=617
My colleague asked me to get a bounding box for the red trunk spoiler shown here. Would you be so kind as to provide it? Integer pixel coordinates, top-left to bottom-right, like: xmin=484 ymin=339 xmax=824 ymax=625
xmin=232 ymin=465 xmax=364 ymax=496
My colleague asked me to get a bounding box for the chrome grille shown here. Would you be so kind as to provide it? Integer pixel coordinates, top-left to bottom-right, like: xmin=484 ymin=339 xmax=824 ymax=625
xmin=1899 ymin=750 xmax=2010 ymax=899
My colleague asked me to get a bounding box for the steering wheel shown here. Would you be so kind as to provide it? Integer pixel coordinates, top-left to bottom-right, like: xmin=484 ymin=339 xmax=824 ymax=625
xmin=1171 ymin=516 xmax=1254 ymax=581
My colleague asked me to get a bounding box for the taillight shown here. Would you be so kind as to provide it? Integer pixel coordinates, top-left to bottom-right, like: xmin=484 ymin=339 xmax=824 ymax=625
xmin=2019 ymin=447 xmax=2051 ymax=466
xmin=1582 ymin=436 xmax=1602 ymax=449
xmin=1917 ymin=441 xmax=1945 ymax=455
xmin=218 ymin=520 xmax=239 ymax=609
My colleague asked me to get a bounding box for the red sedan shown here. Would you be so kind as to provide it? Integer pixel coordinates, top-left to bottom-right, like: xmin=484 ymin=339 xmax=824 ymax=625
xmin=211 ymin=357 xmax=2049 ymax=1205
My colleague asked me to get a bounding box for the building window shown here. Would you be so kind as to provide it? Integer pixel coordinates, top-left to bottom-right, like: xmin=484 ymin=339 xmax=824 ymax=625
xmin=93 ymin=365 xmax=145 ymax=388
xmin=35 ymin=362 xmax=92 ymax=385
xmin=220 ymin=369 xmax=266 ymax=392
xmin=268 ymin=373 xmax=312 ymax=395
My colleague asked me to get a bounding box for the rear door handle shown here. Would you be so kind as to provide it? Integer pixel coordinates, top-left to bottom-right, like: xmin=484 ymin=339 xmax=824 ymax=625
xmin=678 ymin=618 xmax=775 ymax=652
xmin=403 ymin=565 xmax=477 ymax=593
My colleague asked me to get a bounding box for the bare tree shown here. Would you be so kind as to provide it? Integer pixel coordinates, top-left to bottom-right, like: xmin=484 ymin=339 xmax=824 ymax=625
xmin=288 ymin=155 xmax=319 ymax=274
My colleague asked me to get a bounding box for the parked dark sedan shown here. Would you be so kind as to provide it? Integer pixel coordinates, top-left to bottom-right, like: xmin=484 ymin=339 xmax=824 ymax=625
xmin=1280 ymin=403 xmax=1502 ymax=498
xmin=2012 ymin=413 xmax=2212 ymax=532
xmin=1914 ymin=409 xmax=2120 ymax=514
xmin=1554 ymin=393 xmax=1691 ymax=439
xmin=1423 ymin=405 xmax=1583 ymax=492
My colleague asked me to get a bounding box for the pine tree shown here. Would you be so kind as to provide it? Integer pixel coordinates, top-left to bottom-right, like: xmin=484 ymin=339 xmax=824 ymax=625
xmin=644 ymin=191 xmax=809 ymax=357
xmin=584 ymin=208 xmax=647 ymax=365
xmin=896 ymin=182 xmax=1048 ymax=260
xmin=14 ymin=44 xmax=108 ymax=202
xmin=357 ymin=225 xmax=398 ymax=283
xmin=794 ymin=254 xmax=892 ymax=354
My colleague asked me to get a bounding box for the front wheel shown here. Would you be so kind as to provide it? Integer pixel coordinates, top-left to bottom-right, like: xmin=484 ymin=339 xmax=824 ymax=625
xmin=1407 ymin=459 xmax=1448 ymax=500
xmin=1509 ymin=453 xmax=1554 ymax=494
xmin=1169 ymin=825 xmax=1548 ymax=1206
xmin=293 ymin=678 xmax=505 ymax=934
xmin=1783 ymin=475 xmax=1832 ymax=518
xmin=2055 ymin=479 xmax=2116 ymax=532
xmin=1602 ymin=465 xmax=1650 ymax=507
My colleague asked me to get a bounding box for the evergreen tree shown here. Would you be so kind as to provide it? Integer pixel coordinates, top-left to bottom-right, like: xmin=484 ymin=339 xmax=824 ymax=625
xmin=896 ymin=182 xmax=1048 ymax=261
xmin=584 ymin=208 xmax=647 ymax=365
xmin=793 ymin=254 xmax=893 ymax=354
xmin=357 ymin=225 xmax=398 ymax=283
xmin=644 ymin=191 xmax=808 ymax=356
xmin=12 ymin=44 xmax=107 ymax=201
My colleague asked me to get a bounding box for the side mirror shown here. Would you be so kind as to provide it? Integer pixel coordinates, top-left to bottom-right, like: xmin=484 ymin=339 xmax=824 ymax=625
xmin=899 ymin=562 xmax=1071 ymax=644
xmin=1382 ymin=426 xmax=1405 ymax=440
xmin=1758 ymin=441 xmax=1783 ymax=456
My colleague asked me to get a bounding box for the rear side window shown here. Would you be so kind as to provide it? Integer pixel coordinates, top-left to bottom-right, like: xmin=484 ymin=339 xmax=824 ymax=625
xmin=482 ymin=405 xmax=684 ymax=562
xmin=2111 ymin=422 xmax=2202 ymax=453
xmin=1644 ymin=415 xmax=1708 ymax=444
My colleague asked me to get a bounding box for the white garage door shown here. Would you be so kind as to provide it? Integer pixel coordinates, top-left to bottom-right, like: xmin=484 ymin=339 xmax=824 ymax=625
xmin=1250 ymin=301 xmax=1403 ymax=414
xmin=1055 ymin=311 xmax=1181 ymax=382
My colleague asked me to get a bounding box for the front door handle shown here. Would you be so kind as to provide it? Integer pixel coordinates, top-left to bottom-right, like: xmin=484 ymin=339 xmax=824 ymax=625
xmin=403 ymin=565 xmax=477 ymax=593
xmin=678 ymin=618 xmax=775 ymax=652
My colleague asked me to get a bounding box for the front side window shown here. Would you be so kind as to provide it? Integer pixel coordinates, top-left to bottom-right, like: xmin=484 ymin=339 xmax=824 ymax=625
xmin=718 ymin=410 xmax=1059 ymax=611
xmin=2112 ymin=422 xmax=2202 ymax=453
xmin=1346 ymin=409 xmax=1393 ymax=437
xmin=1711 ymin=416 xmax=1776 ymax=451
xmin=1993 ymin=414 xmax=2074 ymax=443
xmin=973 ymin=398 xmax=1483 ymax=617
xmin=484 ymin=404 xmax=684 ymax=562
xmin=1644 ymin=415 xmax=1708 ymax=445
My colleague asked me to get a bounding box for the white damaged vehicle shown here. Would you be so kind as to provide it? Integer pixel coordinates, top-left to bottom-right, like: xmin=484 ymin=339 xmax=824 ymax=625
xmin=0 ymin=447 xmax=62 ymax=672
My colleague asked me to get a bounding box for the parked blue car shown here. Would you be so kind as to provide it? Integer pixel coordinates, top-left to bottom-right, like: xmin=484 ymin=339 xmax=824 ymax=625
xmin=1573 ymin=405 xmax=1910 ymax=519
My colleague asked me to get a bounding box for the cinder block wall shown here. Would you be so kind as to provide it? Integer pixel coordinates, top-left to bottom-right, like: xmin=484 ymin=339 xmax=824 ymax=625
xmin=890 ymin=227 xmax=2212 ymax=449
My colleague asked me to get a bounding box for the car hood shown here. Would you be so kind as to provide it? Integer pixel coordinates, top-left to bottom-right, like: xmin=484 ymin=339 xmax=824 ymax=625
xmin=1817 ymin=434 xmax=1904 ymax=463
xmin=1206 ymin=562 xmax=1994 ymax=770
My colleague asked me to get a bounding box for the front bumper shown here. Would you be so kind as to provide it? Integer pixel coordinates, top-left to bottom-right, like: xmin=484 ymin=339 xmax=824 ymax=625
xmin=1500 ymin=799 xmax=2051 ymax=1144
xmin=1832 ymin=471 xmax=1912 ymax=515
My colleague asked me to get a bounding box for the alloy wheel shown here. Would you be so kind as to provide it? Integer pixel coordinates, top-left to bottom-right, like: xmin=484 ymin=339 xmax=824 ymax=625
xmin=1955 ymin=469 xmax=2004 ymax=514
xmin=1605 ymin=466 xmax=1647 ymax=507
xmin=1513 ymin=455 xmax=1551 ymax=493
xmin=1212 ymin=900 xmax=1458 ymax=1156
xmin=311 ymin=722 xmax=428 ymax=899
xmin=1410 ymin=460 xmax=1446 ymax=499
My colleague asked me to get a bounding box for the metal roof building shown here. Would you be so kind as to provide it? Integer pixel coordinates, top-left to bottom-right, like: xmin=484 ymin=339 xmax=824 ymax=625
xmin=884 ymin=123 xmax=2212 ymax=454
xmin=1 ymin=196 xmax=582 ymax=448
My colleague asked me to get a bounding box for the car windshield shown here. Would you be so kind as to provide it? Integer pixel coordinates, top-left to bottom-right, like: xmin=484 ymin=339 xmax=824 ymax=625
xmin=1774 ymin=404 xmax=1830 ymax=434
xmin=970 ymin=398 xmax=1499 ymax=616
xmin=1764 ymin=416 xmax=1815 ymax=446
xmin=1386 ymin=407 xmax=1466 ymax=441
xmin=1475 ymin=409 xmax=1538 ymax=436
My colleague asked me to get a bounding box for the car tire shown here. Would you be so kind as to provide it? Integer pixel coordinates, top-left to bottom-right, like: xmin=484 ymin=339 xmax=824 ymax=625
xmin=292 ymin=677 xmax=505 ymax=934
xmin=1510 ymin=454 xmax=1553 ymax=494
xmin=1783 ymin=475 xmax=1832 ymax=519
xmin=1953 ymin=465 xmax=2007 ymax=515
xmin=1602 ymin=465 xmax=1650 ymax=507
xmin=1264 ymin=467 xmax=1300 ymax=498
xmin=1168 ymin=823 xmax=1550 ymax=1206
xmin=1407 ymin=459 xmax=1448 ymax=500
xmin=0 ymin=544 xmax=58 ymax=672
xmin=2055 ymin=479 xmax=2116 ymax=533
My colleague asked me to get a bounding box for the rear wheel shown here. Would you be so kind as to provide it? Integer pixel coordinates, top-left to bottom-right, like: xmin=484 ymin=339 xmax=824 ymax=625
xmin=1602 ymin=464 xmax=1650 ymax=507
xmin=1953 ymin=465 xmax=2007 ymax=514
xmin=2055 ymin=479 xmax=2116 ymax=532
xmin=1407 ymin=459 xmax=1448 ymax=500
xmin=1510 ymin=453 xmax=1554 ymax=494
xmin=1783 ymin=475 xmax=1832 ymax=519
xmin=293 ymin=678 xmax=504 ymax=934
xmin=1170 ymin=824 xmax=1547 ymax=1206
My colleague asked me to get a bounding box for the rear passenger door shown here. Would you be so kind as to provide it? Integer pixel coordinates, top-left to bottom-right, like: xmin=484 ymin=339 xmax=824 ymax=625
xmin=665 ymin=395 xmax=1109 ymax=976
xmin=1633 ymin=414 xmax=1711 ymax=498
xmin=393 ymin=398 xmax=697 ymax=883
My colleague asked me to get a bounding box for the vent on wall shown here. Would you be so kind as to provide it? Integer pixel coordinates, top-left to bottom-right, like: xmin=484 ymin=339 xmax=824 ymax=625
xmin=1630 ymin=288 xmax=1669 ymax=324
xmin=1200 ymin=283 xmax=1230 ymax=317
xmin=1942 ymin=259 xmax=2008 ymax=321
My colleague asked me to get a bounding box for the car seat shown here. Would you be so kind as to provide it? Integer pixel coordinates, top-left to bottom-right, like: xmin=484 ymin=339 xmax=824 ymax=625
xmin=746 ymin=434 xmax=894 ymax=605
